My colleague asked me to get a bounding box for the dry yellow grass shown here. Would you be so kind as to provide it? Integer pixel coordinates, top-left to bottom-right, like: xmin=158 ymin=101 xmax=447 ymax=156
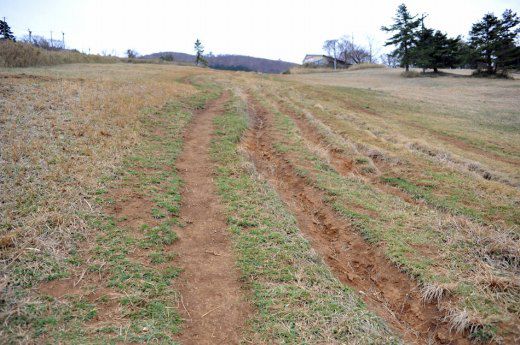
xmin=2 ymin=63 xmax=519 ymax=343
xmin=285 ymin=68 xmax=520 ymax=185
xmin=347 ymin=63 xmax=385 ymax=71
xmin=228 ymin=69 xmax=519 ymax=341
xmin=0 ymin=64 xmax=203 ymax=333
xmin=0 ymin=40 xmax=118 ymax=67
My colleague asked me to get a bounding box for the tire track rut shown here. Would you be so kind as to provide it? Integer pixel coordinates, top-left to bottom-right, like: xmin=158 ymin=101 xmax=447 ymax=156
xmin=173 ymin=93 xmax=251 ymax=345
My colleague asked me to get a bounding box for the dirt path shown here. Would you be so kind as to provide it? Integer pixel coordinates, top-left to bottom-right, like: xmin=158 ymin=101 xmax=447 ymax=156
xmin=243 ymin=95 xmax=468 ymax=345
xmin=173 ymin=93 xmax=251 ymax=345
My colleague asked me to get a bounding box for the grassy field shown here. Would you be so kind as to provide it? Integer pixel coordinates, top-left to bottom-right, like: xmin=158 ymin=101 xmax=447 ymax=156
xmin=1 ymin=63 xmax=518 ymax=344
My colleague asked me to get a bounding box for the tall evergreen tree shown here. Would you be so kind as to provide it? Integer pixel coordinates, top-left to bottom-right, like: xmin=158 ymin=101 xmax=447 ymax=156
xmin=381 ymin=4 xmax=421 ymax=71
xmin=495 ymin=9 xmax=520 ymax=70
xmin=413 ymin=29 xmax=462 ymax=72
xmin=412 ymin=21 xmax=435 ymax=72
xmin=454 ymin=39 xmax=477 ymax=69
xmin=469 ymin=9 xmax=519 ymax=73
xmin=194 ymin=39 xmax=207 ymax=66
xmin=0 ymin=18 xmax=16 ymax=41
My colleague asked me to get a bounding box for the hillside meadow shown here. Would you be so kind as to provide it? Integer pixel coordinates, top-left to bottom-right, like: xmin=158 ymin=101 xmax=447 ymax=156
xmin=1 ymin=63 xmax=518 ymax=344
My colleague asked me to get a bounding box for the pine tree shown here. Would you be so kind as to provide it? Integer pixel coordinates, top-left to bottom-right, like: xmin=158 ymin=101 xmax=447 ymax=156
xmin=442 ymin=35 xmax=464 ymax=69
xmin=412 ymin=22 xmax=435 ymax=72
xmin=194 ymin=39 xmax=207 ymax=66
xmin=496 ymin=9 xmax=520 ymax=70
xmin=413 ymin=29 xmax=462 ymax=72
xmin=381 ymin=4 xmax=421 ymax=71
xmin=0 ymin=18 xmax=16 ymax=41
xmin=469 ymin=9 xmax=519 ymax=73
xmin=454 ymin=39 xmax=477 ymax=69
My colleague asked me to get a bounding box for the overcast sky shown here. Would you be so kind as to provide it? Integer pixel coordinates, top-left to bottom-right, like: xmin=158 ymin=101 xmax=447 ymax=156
xmin=2 ymin=0 xmax=519 ymax=63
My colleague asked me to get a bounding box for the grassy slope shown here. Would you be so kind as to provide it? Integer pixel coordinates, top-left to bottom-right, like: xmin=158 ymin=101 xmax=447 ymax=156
xmin=286 ymin=69 xmax=520 ymax=184
xmin=0 ymin=65 xmax=217 ymax=343
xmin=2 ymin=64 xmax=518 ymax=343
xmin=242 ymin=76 xmax=519 ymax=341
xmin=1 ymin=65 xmax=398 ymax=344
xmin=273 ymin=84 xmax=520 ymax=226
xmin=211 ymin=93 xmax=399 ymax=344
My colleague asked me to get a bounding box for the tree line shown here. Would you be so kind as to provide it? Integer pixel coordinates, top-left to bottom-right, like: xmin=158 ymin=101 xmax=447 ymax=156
xmin=381 ymin=3 xmax=519 ymax=75
xmin=322 ymin=4 xmax=519 ymax=76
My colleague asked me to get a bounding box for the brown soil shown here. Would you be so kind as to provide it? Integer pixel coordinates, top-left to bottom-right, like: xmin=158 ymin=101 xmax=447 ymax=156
xmin=242 ymin=95 xmax=469 ymax=345
xmin=173 ymin=93 xmax=251 ymax=345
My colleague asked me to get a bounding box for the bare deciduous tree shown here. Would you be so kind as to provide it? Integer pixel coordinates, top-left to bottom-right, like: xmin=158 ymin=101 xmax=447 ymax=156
xmin=323 ymin=39 xmax=339 ymax=69
xmin=338 ymin=36 xmax=370 ymax=64
xmin=21 ymin=35 xmax=64 ymax=50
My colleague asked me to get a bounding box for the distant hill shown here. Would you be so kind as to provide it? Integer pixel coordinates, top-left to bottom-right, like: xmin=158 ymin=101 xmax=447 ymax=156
xmin=140 ymin=52 xmax=298 ymax=73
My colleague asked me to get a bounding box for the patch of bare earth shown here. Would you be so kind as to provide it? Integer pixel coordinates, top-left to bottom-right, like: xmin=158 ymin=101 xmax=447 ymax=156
xmin=173 ymin=93 xmax=251 ymax=345
xmin=243 ymin=96 xmax=469 ymax=345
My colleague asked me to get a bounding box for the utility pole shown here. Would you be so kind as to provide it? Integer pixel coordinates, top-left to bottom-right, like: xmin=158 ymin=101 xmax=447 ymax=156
xmin=50 ymin=30 xmax=53 ymax=47
xmin=62 ymin=31 xmax=65 ymax=48
xmin=28 ymin=28 xmax=32 ymax=41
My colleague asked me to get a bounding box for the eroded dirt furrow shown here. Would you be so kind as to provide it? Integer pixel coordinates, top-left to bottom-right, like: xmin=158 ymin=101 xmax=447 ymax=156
xmin=173 ymin=93 xmax=251 ymax=345
xmin=242 ymin=95 xmax=468 ymax=345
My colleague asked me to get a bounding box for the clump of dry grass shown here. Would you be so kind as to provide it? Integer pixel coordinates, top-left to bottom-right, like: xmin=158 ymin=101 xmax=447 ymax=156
xmin=406 ymin=140 xmax=517 ymax=187
xmin=443 ymin=308 xmax=474 ymax=334
xmin=431 ymin=214 xmax=520 ymax=337
xmin=304 ymin=140 xmax=331 ymax=164
xmin=421 ymin=282 xmax=457 ymax=303
xmin=0 ymin=40 xmax=117 ymax=68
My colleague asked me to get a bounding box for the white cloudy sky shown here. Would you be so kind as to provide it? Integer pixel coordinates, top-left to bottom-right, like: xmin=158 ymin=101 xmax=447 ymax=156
xmin=2 ymin=0 xmax=519 ymax=63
